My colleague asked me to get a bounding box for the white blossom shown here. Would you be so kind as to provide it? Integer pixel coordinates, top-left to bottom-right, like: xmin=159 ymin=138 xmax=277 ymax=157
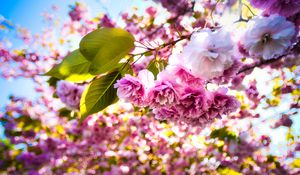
xmin=170 ymin=28 xmax=234 ymax=80
xmin=241 ymin=14 xmax=295 ymax=60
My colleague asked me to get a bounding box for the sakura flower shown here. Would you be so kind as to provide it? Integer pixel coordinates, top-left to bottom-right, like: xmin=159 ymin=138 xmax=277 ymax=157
xmin=177 ymin=87 xmax=209 ymax=119
xmin=148 ymin=81 xmax=180 ymax=107
xmin=99 ymin=15 xmax=115 ymax=28
xmin=114 ymin=75 xmax=144 ymax=106
xmin=273 ymin=114 xmax=293 ymax=128
xmin=153 ymin=106 xmax=180 ymax=121
xmin=114 ymin=70 xmax=154 ymax=106
xmin=147 ymin=69 xmax=180 ymax=107
xmin=295 ymin=143 xmax=300 ymax=151
xmin=56 ymin=81 xmax=84 ymax=110
xmin=249 ymin=0 xmax=300 ymax=17
xmin=68 ymin=3 xmax=87 ymax=21
xmin=208 ymin=88 xmax=240 ymax=118
xmin=241 ymin=14 xmax=296 ymax=60
xmin=153 ymin=0 xmax=193 ymax=15
xmin=165 ymin=65 xmax=204 ymax=87
xmin=212 ymin=59 xmax=242 ymax=84
xmin=260 ymin=135 xmax=271 ymax=146
xmin=173 ymin=28 xmax=234 ymax=80
xmin=146 ymin=6 xmax=157 ymax=16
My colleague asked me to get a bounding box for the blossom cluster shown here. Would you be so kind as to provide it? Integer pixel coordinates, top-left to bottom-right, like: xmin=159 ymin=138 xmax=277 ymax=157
xmin=153 ymin=0 xmax=194 ymax=15
xmin=68 ymin=2 xmax=87 ymax=21
xmin=115 ymin=6 xmax=299 ymax=125
xmin=115 ymin=28 xmax=242 ymax=126
xmin=249 ymin=0 xmax=300 ymax=18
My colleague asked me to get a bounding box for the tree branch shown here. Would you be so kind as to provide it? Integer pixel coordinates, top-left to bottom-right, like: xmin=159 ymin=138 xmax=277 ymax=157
xmin=238 ymin=41 xmax=299 ymax=74
xmin=238 ymin=56 xmax=284 ymax=74
xmin=130 ymin=34 xmax=191 ymax=57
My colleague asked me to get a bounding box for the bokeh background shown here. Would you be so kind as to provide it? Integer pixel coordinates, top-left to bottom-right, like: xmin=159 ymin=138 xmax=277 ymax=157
xmin=0 ymin=0 xmax=299 ymax=159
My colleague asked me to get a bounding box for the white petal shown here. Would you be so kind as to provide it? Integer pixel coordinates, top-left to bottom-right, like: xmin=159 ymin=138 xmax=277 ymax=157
xmin=262 ymin=41 xmax=286 ymax=60
xmin=138 ymin=69 xmax=155 ymax=88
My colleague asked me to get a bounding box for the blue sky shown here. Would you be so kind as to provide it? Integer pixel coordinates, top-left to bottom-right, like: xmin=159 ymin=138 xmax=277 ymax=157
xmin=0 ymin=0 xmax=149 ymax=107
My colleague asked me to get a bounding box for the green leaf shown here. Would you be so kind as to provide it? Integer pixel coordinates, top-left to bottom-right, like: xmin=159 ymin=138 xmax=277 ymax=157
xmin=58 ymin=108 xmax=72 ymax=117
xmin=79 ymin=28 xmax=135 ymax=74
xmin=90 ymin=62 xmax=133 ymax=76
xmin=47 ymin=77 xmax=60 ymax=87
xmin=45 ymin=50 xmax=94 ymax=82
xmin=147 ymin=60 xmax=160 ymax=78
xmin=80 ymin=71 xmax=121 ymax=120
xmin=210 ymin=127 xmax=237 ymax=141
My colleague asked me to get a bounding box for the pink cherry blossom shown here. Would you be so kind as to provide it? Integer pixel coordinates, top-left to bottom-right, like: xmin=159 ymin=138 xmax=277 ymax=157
xmin=148 ymin=80 xmax=180 ymax=107
xmin=177 ymin=87 xmax=210 ymax=119
xmin=173 ymin=28 xmax=234 ymax=80
xmin=146 ymin=6 xmax=157 ymax=16
xmin=153 ymin=0 xmax=193 ymax=15
xmin=249 ymin=0 xmax=300 ymax=17
xmin=241 ymin=14 xmax=296 ymax=60
xmin=56 ymin=81 xmax=84 ymax=109
xmin=114 ymin=70 xmax=154 ymax=106
xmin=165 ymin=65 xmax=204 ymax=87
xmin=68 ymin=3 xmax=87 ymax=21
xmin=114 ymin=75 xmax=146 ymax=106
xmin=152 ymin=106 xmax=180 ymax=121
xmin=208 ymin=88 xmax=240 ymax=118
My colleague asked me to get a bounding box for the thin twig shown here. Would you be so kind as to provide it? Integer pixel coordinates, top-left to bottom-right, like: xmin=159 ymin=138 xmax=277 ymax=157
xmin=233 ymin=0 xmax=250 ymax=23
xmin=141 ymin=1 xmax=195 ymax=41
xmin=210 ymin=0 xmax=222 ymax=26
xmin=130 ymin=34 xmax=191 ymax=57
xmin=238 ymin=56 xmax=284 ymax=74
xmin=242 ymin=3 xmax=256 ymax=16
xmin=238 ymin=41 xmax=299 ymax=74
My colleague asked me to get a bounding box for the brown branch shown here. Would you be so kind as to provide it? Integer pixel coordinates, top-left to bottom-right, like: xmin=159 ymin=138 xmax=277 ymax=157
xmin=238 ymin=56 xmax=284 ymax=74
xmin=238 ymin=41 xmax=299 ymax=74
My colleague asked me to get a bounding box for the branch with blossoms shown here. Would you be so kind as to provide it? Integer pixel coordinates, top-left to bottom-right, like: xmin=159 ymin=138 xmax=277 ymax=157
xmin=42 ymin=0 xmax=300 ymax=126
xmin=238 ymin=40 xmax=300 ymax=74
xmin=141 ymin=1 xmax=195 ymax=40
xmin=131 ymin=34 xmax=191 ymax=57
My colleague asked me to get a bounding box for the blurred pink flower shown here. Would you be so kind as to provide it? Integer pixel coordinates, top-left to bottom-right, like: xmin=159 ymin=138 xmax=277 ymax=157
xmin=249 ymin=0 xmax=300 ymax=17
xmin=146 ymin=6 xmax=157 ymax=16
xmin=273 ymin=114 xmax=293 ymax=128
xmin=153 ymin=106 xmax=180 ymax=121
xmin=56 ymin=81 xmax=84 ymax=109
xmin=260 ymin=135 xmax=271 ymax=146
xmin=208 ymin=88 xmax=240 ymax=118
xmin=99 ymin=14 xmax=115 ymax=28
xmin=68 ymin=3 xmax=87 ymax=21
xmin=241 ymin=14 xmax=296 ymax=60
